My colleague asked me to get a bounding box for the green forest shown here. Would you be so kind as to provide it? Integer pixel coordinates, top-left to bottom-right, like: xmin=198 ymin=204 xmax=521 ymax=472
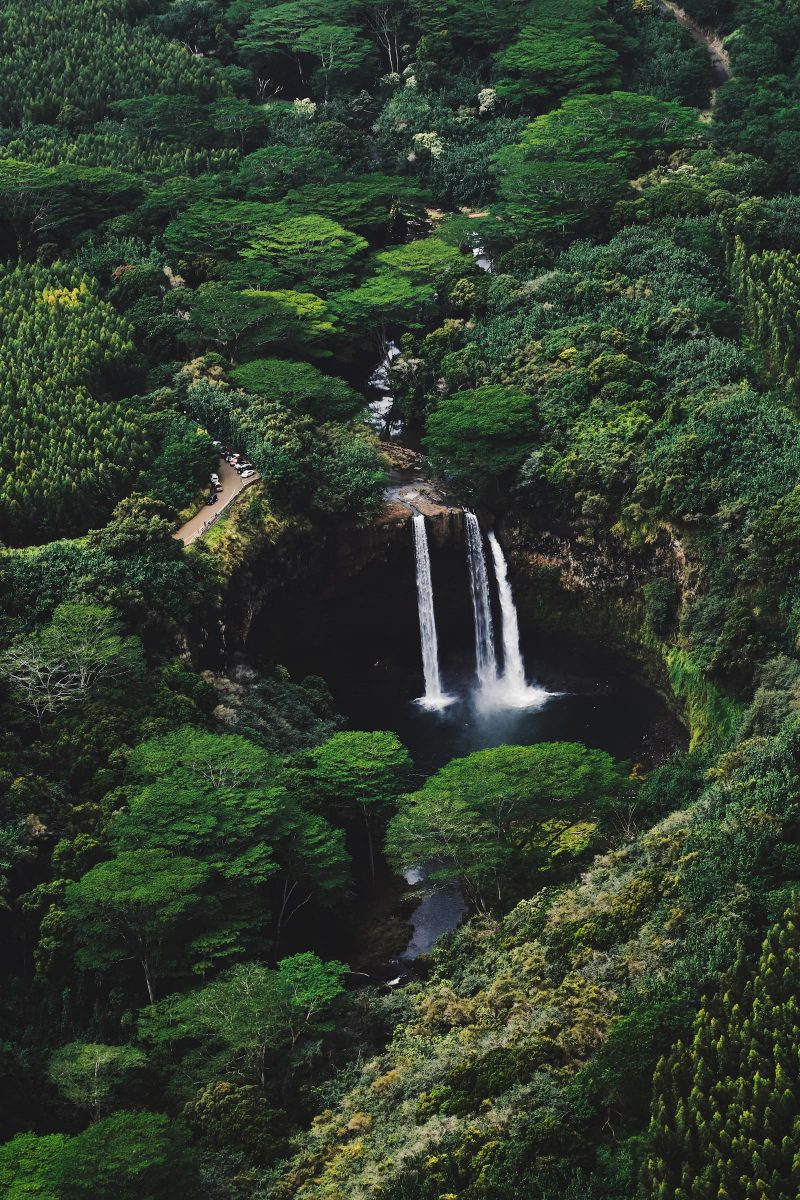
xmin=3 ymin=0 xmax=800 ymax=1196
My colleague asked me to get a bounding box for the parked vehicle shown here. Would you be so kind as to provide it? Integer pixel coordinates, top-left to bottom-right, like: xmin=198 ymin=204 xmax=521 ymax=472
xmin=241 ymin=469 xmax=256 ymax=479
xmin=210 ymin=473 xmax=220 ymax=485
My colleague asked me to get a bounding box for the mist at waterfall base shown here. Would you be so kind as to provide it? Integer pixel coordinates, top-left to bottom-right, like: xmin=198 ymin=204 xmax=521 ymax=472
xmin=460 ymin=514 xmax=550 ymax=712
xmin=250 ymin=524 xmax=679 ymax=777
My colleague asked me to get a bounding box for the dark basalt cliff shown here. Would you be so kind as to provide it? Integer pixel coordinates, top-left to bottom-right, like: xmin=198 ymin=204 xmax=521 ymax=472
xmin=215 ymin=491 xmax=464 ymax=657
xmin=211 ymin=481 xmax=694 ymax=737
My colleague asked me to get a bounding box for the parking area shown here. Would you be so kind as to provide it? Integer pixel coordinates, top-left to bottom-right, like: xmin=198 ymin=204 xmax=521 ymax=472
xmin=173 ymin=452 xmax=259 ymax=545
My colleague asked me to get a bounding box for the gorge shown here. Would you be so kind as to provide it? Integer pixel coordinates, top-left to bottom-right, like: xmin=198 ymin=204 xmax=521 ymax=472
xmin=245 ymin=499 xmax=681 ymax=777
xmin=7 ymin=0 xmax=797 ymax=1195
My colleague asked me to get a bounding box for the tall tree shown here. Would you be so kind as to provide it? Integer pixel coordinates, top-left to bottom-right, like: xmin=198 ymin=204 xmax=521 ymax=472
xmin=387 ymin=742 xmax=631 ymax=908
xmin=64 ymin=848 xmax=214 ymax=1003
xmin=310 ymin=730 xmax=411 ymax=882
xmin=140 ymin=954 xmax=349 ymax=1091
xmin=117 ymin=728 xmax=350 ymax=947
xmin=0 ymin=604 xmax=143 ymax=728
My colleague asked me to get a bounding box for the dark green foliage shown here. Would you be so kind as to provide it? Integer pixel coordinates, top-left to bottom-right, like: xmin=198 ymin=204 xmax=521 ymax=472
xmin=643 ymin=578 xmax=680 ymax=641
xmin=0 ymin=265 xmax=147 ymax=544
xmin=624 ymin=4 xmax=711 ymax=107
xmin=229 ymin=358 xmax=363 ymax=421
xmin=0 ymin=0 xmax=221 ymax=128
xmin=139 ymin=953 xmax=350 ymax=1094
xmin=134 ymin=413 xmax=217 ymax=510
xmin=184 ymin=378 xmax=385 ymax=517
xmin=233 ymin=146 xmax=339 ymax=200
xmin=495 ymin=0 xmax=622 ymax=105
xmin=210 ymin=664 xmax=344 ymax=754
xmin=493 ymin=92 xmax=699 ymax=239
xmin=182 ymin=1080 xmax=288 ymax=1163
xmin=424 ymin=385 xmax=536 ymax=501
xmin=311 ymin=729 xmax=411 ymax=880
xmin=76 ymin=495 xmax=217 ymax=637
xmin=643 ymin=905 xmax=800 ymax=1200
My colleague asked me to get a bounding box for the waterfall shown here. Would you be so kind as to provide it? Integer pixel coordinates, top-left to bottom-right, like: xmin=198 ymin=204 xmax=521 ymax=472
xmin=464 ymin=512 xmax=498 ymax=690
xmin=367 ymin=340 xmax=401 ymax=435
xmin=411 ymin=512 xmax=452 ymax=710
xmin=487 ymin=530 xmax=551 ymax=709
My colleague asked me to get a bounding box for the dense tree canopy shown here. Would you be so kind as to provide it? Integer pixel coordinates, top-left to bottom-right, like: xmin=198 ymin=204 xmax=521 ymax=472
xmin=0 ymin=266 xmax=146 ymax=544
xmin=387 ymin=742 xmax=632 ymax=907
xmin=424 ymin=385 xmax=537 ymax=500
xmin=5 ymin=0 xmax=800 ymax=1197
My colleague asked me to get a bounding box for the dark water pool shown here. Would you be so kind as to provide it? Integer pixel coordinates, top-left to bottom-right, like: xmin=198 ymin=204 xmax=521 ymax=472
xmin=248 ymin=529 xmax=683 ymax=967
xmin=249 ymin=533 xmax=681 ymax=776
xmin=323 ymin=640 xmax=676 ymax=777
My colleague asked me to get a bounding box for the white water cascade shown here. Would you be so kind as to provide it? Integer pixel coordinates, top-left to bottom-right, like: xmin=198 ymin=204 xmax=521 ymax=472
xmin=367 ymin=340 xmax=401 ymax=436
xmin=412 ymin=512 xmax=453 ymax=710
xmin=464 ymin=511 xmax=498 ymax=691
xmin=488 ymin=531 xmax=551 ymax=708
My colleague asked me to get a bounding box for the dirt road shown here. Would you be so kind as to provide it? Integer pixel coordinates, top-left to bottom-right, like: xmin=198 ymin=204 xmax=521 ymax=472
xmin=173 ymin=457 xmax=258 ymax=545
xmin=655 ymin=0 xmax=732 ymax=86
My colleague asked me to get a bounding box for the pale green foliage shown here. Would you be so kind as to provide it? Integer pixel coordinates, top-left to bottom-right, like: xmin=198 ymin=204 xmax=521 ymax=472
xmin=0 ymin=604 xmax=144 ymax=726
xmin=241 ymin=214 xmax=368 ymax=291
xmin=48 ymin=1042 xmax=147 ymax=1118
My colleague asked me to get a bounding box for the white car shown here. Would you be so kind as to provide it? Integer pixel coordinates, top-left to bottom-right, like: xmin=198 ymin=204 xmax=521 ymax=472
xmin=210 ymin=473 xmax=220 ymax=485
xmin=241 ymin=469 xmax=256 ymax=479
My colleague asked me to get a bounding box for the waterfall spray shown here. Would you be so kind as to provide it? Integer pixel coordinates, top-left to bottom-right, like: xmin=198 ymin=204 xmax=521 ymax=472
xmin=411 ymin=512 xmax=453 ymax=710
xmin=464 ymin=511 xmax=498 ymax=691
xmin=487 ymin=531 xmax=550 ymax=708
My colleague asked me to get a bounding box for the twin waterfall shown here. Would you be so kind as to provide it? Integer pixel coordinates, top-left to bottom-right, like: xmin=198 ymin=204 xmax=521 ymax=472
xmin=413 ymin=510 xmax=548 ymax=711
xmin=411 ymin=513 xmax=453 ymax=710
xmin=464 ymin=512 xmax=497 ymax=692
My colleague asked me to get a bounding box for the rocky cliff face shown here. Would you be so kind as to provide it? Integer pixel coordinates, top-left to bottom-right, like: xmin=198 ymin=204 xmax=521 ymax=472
xmin=500 ymin=511 xmax=697 ymax=718
xmin=216 ymin=489 xmax=464 ymax=657
xmin=212 ymin=472 xmax=694 ymax=733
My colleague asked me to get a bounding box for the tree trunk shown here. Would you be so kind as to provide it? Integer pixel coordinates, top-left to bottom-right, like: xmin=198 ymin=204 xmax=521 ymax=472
xmin=364 ymin=811 xmax=376 ymax=885
xmin=142 ymin=957 xmax=156 ymax=1005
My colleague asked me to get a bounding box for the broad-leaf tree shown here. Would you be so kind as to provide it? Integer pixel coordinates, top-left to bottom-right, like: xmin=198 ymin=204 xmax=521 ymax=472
xmin=424 ymin=384 xmax=537 ymax=501
xmin=140 ymin=953 xmax=349 ymax=1091
xmin=386 ymin=742 xmax=632 ymax=908
xmin=310 ymin=730 xmax=411 ymax=882
xmin=64 ymin=848 xmax=214 ymax=1003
